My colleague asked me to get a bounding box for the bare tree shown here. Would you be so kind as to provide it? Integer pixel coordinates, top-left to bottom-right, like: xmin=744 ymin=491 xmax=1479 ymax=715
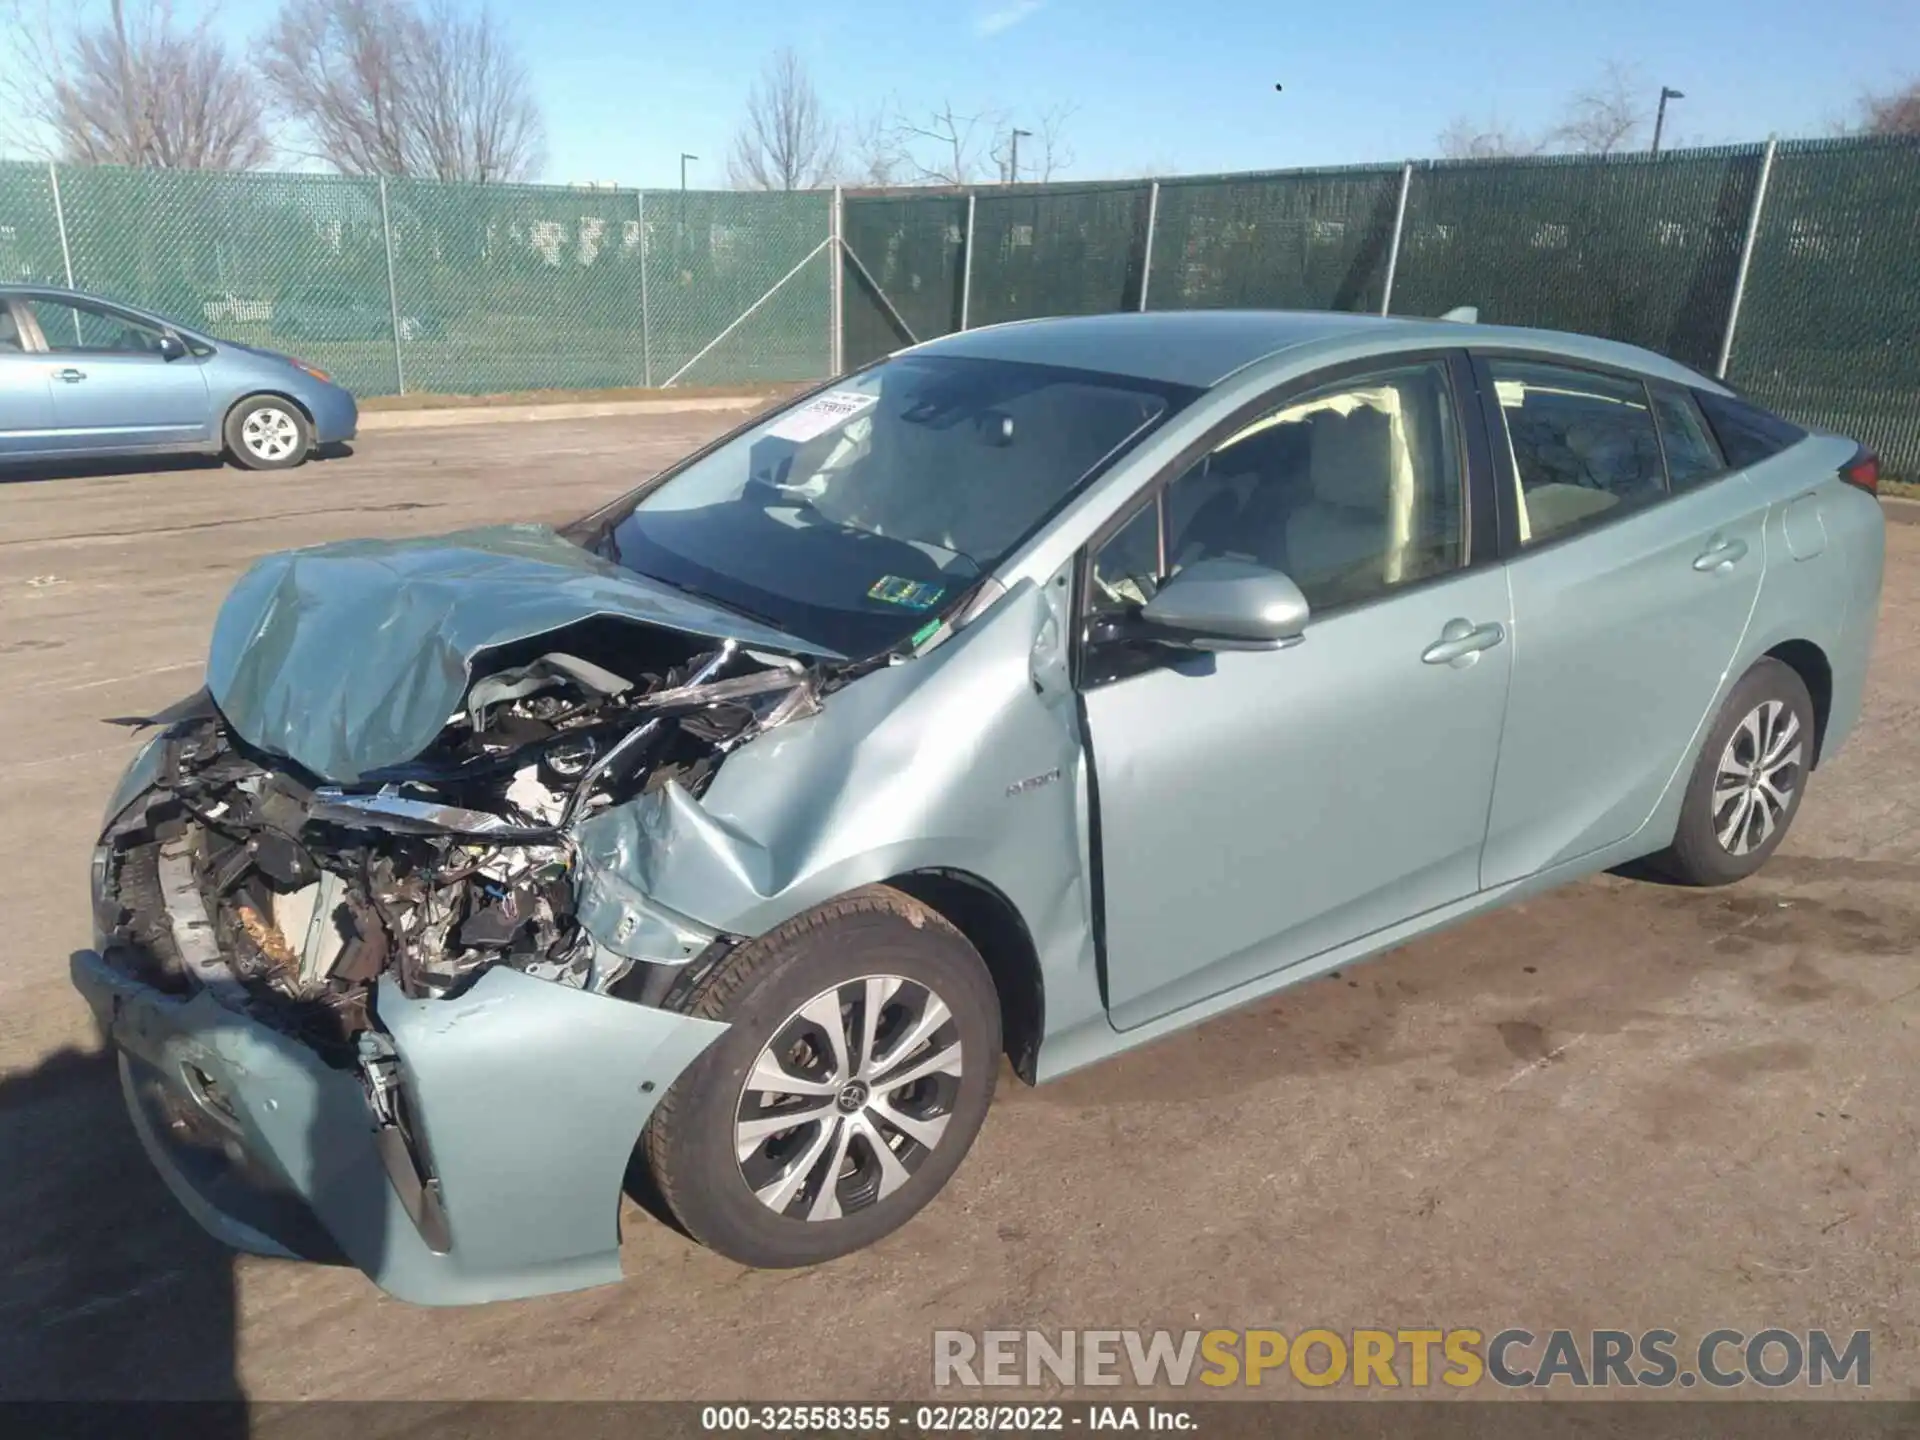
xmin=1858 ymin=78 xmax=1920 ymax=135
xmin=992 ymin=102 xmax=1077 ymax=182
xmin=893 ymin=101 xmax=1001 ymax=186
xmin=0 ymin=0 xmax=271 ymax=168
xmin=1547 ymin=60 xmax=1647 ymax=155
xmin=1436 ymin=114 xmax=1536 ymax=159
xmin=844 ymin=104 xmax=908 ymax=187
xmin=727 ymin=47 xmax=838 ymax=191
xmin=260 ymin=0 xmax=543 ymax=181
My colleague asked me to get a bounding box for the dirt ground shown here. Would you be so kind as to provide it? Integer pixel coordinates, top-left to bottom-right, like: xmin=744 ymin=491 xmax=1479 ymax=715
xmin=1 ymin=417 xmax=1916 ymax=1403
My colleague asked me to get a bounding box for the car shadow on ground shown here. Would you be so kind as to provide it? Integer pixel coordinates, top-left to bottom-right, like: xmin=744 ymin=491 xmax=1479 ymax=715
xmin=0 ymin=444 xmax=353 ymax=487
xmin=0 ymin=1042 xmax=247 ymax=1420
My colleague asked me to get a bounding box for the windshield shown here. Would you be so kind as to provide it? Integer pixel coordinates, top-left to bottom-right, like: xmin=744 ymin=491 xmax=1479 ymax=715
xmin=587 ymin=353 xmax=1192 ymax=656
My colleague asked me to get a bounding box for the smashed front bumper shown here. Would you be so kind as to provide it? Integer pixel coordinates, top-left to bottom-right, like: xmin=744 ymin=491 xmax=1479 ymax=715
xmin=72 ymin=950 xmax=725 ymax=1306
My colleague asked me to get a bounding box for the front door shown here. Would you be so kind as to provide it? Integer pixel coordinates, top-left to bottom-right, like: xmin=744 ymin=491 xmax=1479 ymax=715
xmin=1079 ymin=356 xmax=1513 ymax=1029
xmin=1474 ymin=359 xmax=1767 ymax=886
xmin=18 ymin=295 xmax=210 ymax=452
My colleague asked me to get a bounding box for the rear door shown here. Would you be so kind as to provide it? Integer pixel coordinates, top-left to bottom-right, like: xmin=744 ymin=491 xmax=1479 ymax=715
xmin=1475 ymin=356 xmax=1766 ymax=887
xmin=19 ymin=295 xmax=211 ymax=453
xmin=0 ymin=297 xmax=55 ymax=455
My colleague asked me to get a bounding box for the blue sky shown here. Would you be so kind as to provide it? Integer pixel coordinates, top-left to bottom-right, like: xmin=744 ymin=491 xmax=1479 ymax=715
xmin=193 ymin=0 xmax=1920 ymax=185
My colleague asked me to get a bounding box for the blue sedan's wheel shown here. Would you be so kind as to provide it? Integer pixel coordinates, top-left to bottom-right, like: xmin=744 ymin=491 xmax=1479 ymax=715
xmin=225 ymin=395 xmax=312 ymax=470
xmin=644 ymin=886 xmax=999 ymax=1268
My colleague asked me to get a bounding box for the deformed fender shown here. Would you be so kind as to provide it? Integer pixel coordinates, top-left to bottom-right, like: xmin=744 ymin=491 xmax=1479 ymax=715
xmin=571 ymin=572 xmax=1110 ymax=1054
xmin=572 ymin=813 xmax=727 ymax=964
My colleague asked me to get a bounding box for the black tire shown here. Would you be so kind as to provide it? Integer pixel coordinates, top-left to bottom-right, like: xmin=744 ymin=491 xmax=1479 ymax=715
xmin=224 ymin=395 xmax=312 ymax=470
xmin=1651 ymin=657 xmax=1816 ymax=887
xmin=644 ymin=885 xmax=1000 ymax=1268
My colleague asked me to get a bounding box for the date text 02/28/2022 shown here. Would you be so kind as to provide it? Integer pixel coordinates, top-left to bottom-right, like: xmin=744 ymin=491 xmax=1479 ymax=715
xmin=698 ymin=1404 xmax=1195 ymax=1432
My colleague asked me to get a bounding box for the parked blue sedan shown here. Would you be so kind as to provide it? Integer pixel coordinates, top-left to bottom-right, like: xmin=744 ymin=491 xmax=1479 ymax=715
xmin=0 ymin=285 xmax=357 ymax=469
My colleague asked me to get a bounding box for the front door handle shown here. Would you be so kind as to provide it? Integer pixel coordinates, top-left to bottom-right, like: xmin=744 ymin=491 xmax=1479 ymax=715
xmin=53 ymin=367 xmax=86 ymax=383
xmin=1693 ymin=536 xmax=1749 ymax=572
xmin=1422 ymin=619 xmax=1506 ymax=666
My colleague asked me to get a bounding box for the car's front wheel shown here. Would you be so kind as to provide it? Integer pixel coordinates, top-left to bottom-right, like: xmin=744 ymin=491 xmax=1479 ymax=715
xmin=225 ymin=395 xmax=312 ymax=470
xmin=644 ymin=886 xmax=1000 ymax=1268
xmin=1653 ymin=656 xmax=1816 ymax=886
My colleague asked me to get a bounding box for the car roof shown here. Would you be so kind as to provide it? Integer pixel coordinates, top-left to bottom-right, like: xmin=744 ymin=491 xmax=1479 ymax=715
xmin=909 ymin=309 xmax=1722 ymax=392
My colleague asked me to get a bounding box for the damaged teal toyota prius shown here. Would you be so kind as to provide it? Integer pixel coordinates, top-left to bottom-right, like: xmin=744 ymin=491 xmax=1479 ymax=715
xmin=74 ymin=310 xmax=1884 ymax=1305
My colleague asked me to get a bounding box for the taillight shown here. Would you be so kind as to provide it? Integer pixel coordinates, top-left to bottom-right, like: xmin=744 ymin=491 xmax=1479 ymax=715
xmin=1842 ymin=446 xmax=1880 ymax=496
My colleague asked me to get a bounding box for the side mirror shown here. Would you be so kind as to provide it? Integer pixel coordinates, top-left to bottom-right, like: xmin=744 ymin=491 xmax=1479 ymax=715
xmin=158 ymin=333 xmax=189 ymax=361
xmin=1137 ymin=557 xmax=1310 ymax=651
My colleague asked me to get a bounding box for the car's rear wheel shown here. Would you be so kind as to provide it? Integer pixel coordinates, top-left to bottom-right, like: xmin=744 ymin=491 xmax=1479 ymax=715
xmin=1652 ymin=657 xmax=1815 ymax=887
xmin=225 ymin=395 xmax=312 ymax=470
xmin=644 ymin=886 xmax=999 ymax=1268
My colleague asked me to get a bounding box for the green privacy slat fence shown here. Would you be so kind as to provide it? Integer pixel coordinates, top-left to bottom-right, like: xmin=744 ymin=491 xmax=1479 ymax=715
xmin=0 ymin=164 xmax=66 ymax=290
xmin=1390 ymin=146 xmax=1764 ymax=376
xmin=967 ymin=182 xmax=1154 ymax=326
xmin=1146 ymin=164 xmax=1404 ymax=314
xmin=59 ymin=167 xmax=399 ymax=395
xmin=2 ymin=139 xmax=1917 ymax=474
xmin=642 ymin=189 xmax=833 ymax=386
xmin=840 ymin=190 xmax=967 ymax=362
xmin=1723 ymin=137 xmax=1920 ymax=480
xmin=384 ymin=177 xmax=648 ymax=395
xmin=0 ymin=161 xmax=830 ymax=399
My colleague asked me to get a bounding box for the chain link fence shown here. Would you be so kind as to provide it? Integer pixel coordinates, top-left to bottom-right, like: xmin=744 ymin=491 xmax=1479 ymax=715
xmin=1 ymin=140 xmax=1916 ymax=474
xmin=1389 ymin=147 xmax=1762 ymax=375
xmin=0 ymin=162 xmax=834 ymax=399
xmin=1722 ymin=137 xmax=1920 ymax=479
xmin=844 ymin=135 xmax=1920 ymax=477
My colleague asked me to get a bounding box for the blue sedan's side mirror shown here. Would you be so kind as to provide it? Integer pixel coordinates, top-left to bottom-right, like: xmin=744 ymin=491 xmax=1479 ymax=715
xmin=1139 ymin=557 xmax=1310 ymax=651
xmin=158 ymin=332 xmax=188 ymax=361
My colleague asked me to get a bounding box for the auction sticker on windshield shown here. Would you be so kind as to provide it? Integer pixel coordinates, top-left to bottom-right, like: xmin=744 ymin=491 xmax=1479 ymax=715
xmin=765 ymin=389 xmax=878 ymax=443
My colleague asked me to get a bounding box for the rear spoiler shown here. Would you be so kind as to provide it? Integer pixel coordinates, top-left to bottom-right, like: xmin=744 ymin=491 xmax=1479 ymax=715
xmin=1438 ymin=306 xmax=1478 ymax=323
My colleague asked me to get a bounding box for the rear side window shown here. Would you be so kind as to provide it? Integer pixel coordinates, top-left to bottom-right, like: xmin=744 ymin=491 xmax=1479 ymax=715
xmin=1486 ymin=359 xmax=1666 ymax=547
xmin=1693 ymin=390 xmax=1807 ymax=470
xmin=1649 ymin=387 xmax=1724 ymax=492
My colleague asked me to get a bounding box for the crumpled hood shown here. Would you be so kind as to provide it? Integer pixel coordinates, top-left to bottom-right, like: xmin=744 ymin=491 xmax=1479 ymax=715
xmin=205 ymin=523 xmax=838 ymax=782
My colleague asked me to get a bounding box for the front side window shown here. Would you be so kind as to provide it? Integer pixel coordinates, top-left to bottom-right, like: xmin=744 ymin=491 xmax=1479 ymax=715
xmin=24 ymin=297 xmax=170 ymax=356
xmin=584 ymin=354 xmax=1192 ymax=657
xmin=1488 ymin=360 xmax=1666 ymax=546
xmin=1091 ymin=360 xmax=1465 ymax=616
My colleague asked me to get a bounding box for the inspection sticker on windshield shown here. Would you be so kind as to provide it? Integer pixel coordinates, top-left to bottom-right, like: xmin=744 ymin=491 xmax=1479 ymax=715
xmin=764 ymin=389 xmax=877 ymax=443
xmin=868 ymin=575 xmax=946 ymax=611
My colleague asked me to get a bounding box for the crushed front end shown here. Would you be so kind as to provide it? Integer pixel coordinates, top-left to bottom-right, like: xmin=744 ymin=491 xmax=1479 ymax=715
xmin=76 ymin=628 xmax=827 ymax=1304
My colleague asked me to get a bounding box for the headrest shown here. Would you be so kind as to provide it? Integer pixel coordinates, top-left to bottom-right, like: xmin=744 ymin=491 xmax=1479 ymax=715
xmin=1308 ymin=407 xmax=1394 ymax=512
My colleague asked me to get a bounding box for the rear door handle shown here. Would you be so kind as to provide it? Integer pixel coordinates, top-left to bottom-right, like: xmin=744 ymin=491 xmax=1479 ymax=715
xmin=1693 ymin=537 xmax=1749 ymax=572
xmin=53 ymin=367 xmax=86 ymax=383
xmin=1422 ymin=619 xmax=1506 ymax=666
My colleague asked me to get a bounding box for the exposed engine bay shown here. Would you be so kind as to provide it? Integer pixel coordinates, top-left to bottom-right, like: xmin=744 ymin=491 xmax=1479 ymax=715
xmin=97 ymin=625 xmax=830 ymax=1060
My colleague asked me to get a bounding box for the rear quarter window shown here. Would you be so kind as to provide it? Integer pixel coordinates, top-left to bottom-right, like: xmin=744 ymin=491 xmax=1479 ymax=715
xmin=1693 ymin=389 xmax=1808 ymax=471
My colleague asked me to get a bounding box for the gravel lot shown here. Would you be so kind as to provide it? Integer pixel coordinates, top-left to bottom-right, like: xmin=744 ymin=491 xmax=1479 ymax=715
xmin=1 ymin=416 xmax=1916 ymax=1403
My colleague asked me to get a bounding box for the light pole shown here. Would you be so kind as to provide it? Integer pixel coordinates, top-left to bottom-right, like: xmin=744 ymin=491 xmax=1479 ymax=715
xmin=679 ymin=153 xmax=698 ymax=192
xmin=1008 ymin=127 xmax=1032 ymax=183
xmin=1651 ymin=87 xmax=1684 ymax=156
